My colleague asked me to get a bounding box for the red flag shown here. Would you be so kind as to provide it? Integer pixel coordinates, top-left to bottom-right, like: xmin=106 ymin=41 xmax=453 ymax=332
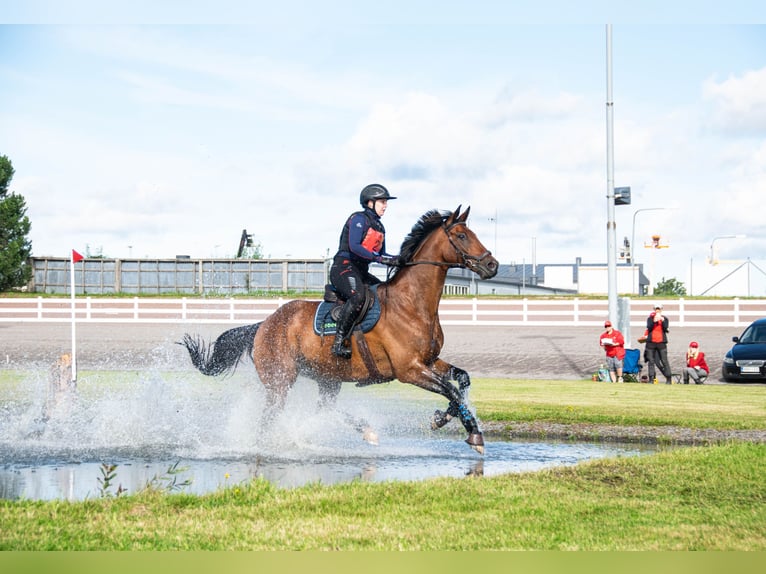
xmin=72 ymin=249 xmax=84 ymax=263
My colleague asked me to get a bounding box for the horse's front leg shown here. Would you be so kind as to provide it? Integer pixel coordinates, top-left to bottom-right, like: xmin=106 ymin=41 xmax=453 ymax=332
xmin=408 ymin=360 xmax=483 ymax=454
xmin=431 ymin=364 xmax=472 ymax=429
xmin=317 ymin=380 xmax=379 ymax=446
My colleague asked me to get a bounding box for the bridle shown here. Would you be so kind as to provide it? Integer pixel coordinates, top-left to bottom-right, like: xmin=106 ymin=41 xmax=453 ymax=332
xmin=403 ymin=220 xmax=492 ymax=272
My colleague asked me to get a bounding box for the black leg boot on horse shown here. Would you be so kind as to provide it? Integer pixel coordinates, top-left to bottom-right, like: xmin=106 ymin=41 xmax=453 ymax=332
xmin=331 ymin=300 xmax=360 ymax=359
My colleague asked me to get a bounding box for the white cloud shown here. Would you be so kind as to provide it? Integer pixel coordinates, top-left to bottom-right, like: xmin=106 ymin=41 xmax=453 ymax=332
xmin=704 ymin=66 xmax=766 ymax=134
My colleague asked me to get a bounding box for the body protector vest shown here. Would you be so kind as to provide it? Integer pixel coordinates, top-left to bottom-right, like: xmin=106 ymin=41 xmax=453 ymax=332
xmin=337 ymin=208 xmax=386 ymax=268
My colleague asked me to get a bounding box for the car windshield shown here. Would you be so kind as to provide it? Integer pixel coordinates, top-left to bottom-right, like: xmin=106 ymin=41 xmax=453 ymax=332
xmin=739 ymin=325 xmax=766 ymax=344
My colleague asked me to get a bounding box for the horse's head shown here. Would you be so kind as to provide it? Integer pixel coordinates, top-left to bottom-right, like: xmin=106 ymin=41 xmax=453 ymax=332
xmin=441 ymin=205 xmax=499 ymax=279
xmin=395 ymin=206 xmax=499 ymax=279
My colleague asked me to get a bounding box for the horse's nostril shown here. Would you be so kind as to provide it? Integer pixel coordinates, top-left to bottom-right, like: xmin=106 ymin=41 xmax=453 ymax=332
xmin=488 ymin=261 xmax=497 ymax=270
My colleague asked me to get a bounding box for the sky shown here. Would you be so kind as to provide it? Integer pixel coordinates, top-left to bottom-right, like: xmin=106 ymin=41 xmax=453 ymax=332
xmin=1 ymin=2 xmax=765 ymax=292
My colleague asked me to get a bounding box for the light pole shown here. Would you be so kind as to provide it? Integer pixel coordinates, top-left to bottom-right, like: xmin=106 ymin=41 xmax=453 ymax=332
xmin=708 ymin=234 xmax=746 ymax=265
xmin=631 ymin=207 xmax=677 ymax=295
xmin=488 ymin=209 xmax=498 ymax=257
xmin=605 ymin=24 xmax=617 ymax=323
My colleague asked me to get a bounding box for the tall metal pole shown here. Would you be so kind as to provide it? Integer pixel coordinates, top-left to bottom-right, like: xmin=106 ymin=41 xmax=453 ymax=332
xmin=605 ymin=24 xmax=618 ymax=322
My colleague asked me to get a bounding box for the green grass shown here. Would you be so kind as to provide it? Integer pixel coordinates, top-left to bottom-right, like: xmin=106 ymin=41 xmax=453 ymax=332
xmin=1 ymin=370 xmax=765 ymax=550
xmin=472 ymin=377 xmax=766 ymax=430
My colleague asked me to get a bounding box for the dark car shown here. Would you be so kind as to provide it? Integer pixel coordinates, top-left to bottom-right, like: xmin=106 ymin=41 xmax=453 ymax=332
xmin=722 ymin=318 xmax=766 ymax=382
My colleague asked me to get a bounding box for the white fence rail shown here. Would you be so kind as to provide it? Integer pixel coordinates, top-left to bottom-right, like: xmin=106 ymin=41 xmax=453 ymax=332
xmin=1 ymin=297 xmax=765 ymax=327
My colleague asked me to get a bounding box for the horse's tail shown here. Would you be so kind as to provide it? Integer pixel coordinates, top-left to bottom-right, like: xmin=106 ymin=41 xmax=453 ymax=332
xmin=178 ymin=323 xmax=261 ymax=377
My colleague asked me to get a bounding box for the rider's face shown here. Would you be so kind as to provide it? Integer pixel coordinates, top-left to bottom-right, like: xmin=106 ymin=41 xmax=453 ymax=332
xmin=372 ymin=199 xmax=388 ymax=217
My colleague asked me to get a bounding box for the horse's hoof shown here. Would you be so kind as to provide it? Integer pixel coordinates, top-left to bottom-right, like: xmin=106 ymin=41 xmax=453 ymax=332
xmin=431 ymin=409 xmax=452 ymax=430
xmin=363 ymin=427 xmax=379 ymax=446
xmin=466 ymin=432 xmax=484 ymax=455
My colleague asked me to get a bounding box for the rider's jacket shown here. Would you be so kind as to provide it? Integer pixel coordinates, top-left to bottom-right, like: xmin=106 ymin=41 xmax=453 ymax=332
xmin=335 ymin=207 xmax=387 ymax=270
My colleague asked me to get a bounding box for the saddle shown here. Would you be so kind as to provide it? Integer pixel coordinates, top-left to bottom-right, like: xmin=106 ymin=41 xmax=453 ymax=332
xmin=312 ymin=283 xmax=381 ymax=336
xmin=314 ymin=284 xmax=386 ymax=386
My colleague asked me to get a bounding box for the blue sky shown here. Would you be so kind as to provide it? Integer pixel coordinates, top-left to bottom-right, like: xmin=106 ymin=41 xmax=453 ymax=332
xmin=2 ymin=2 xmax=765 ymax=292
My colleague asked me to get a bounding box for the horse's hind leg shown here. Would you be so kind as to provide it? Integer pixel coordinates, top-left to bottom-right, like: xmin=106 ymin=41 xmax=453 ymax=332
xmin=258 ymin=383 xmax=287 ymax=438
xmin=317 ymin=380 xmax=378 ymax=446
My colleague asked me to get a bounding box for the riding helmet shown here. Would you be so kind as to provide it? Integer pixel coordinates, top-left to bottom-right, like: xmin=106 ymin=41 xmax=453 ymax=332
xmin=360 ymin=183 xmax=397 ymax=206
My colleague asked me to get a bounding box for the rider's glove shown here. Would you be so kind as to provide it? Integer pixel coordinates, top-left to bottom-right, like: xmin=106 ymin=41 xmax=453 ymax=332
xmin=379 ymin=254 xmax=402 ymax=267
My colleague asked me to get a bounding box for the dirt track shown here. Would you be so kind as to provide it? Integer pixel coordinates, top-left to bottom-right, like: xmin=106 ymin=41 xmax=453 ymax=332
xmin=0 ymin=321 xmax=746 ymax=382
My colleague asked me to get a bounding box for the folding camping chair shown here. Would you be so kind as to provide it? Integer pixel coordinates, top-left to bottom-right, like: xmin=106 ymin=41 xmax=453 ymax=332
xmin=622 ymin=348 xmax=643 ymax=382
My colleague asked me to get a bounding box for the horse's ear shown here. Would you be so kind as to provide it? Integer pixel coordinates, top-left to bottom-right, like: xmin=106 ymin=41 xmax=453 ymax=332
xmin=458 ymin=206 xmax=471 ymax=222
xmin=446 ymin=205 xmax=462 ymax=226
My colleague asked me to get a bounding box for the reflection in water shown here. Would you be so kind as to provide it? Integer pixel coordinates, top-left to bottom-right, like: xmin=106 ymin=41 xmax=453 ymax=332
xmin=0 ymin=369 xmax=654 ymax=501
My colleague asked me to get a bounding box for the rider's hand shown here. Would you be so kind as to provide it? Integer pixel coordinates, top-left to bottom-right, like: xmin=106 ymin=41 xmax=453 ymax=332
xmin=379 ymin=254 xmax=401 ymax=267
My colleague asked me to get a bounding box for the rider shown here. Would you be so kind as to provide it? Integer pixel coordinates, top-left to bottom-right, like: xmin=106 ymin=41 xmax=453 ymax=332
xmin=329 ymin=183 xmax=400 ymax=359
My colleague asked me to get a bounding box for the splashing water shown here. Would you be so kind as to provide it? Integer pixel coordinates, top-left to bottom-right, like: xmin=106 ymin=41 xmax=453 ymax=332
xmin=0 ymin=368 xmax=653 ymax=500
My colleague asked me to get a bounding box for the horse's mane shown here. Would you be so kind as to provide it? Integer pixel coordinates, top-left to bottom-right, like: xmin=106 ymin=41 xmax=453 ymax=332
xmin=387 ymin=209 xmax=449 ymax=280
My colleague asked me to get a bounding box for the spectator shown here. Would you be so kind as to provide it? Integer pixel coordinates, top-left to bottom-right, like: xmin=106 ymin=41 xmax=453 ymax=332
xmin=641 ymin=303 xmax=673 ymax=384
xmin=683 ymin=341 xmax=709 ymax=384
xmin=599 ymin=320 xmax=626 ymax=382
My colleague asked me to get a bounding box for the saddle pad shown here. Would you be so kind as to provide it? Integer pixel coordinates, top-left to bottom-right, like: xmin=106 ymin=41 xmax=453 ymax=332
xmin=313 ymin=286 xmax=381 ymax=336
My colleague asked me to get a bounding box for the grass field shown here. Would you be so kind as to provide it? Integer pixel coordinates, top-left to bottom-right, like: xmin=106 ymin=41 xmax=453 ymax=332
xmin=1 ymin=371 xmax=765 ymax=550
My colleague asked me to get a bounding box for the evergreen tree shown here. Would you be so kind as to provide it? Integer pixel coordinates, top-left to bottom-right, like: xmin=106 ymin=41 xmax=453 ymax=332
xmin=0 ymin=155 xmax=33 ymax=291
xmin=0 ymin=154 xmax=14 ymax=195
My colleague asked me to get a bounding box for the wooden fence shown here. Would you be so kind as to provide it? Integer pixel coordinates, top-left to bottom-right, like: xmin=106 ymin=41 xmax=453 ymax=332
xmin=1 ymin=297 xmax=765 ymax=328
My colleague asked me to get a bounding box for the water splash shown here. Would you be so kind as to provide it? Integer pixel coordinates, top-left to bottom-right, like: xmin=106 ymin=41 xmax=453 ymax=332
xmin=0 ymin=368 xmax=652 ymax=500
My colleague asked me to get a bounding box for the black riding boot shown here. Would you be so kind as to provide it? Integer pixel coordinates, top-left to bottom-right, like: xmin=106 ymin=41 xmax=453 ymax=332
xmin=331 ymin=303 xmax=358 ymax=359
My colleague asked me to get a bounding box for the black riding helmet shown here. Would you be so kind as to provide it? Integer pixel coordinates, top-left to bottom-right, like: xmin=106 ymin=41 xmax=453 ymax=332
xmin=360 ymin=183 xmax=397 ymax=206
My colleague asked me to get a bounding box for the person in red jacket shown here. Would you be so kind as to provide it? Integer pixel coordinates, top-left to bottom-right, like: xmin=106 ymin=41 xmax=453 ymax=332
xmin=682 ymin=341 xmax=709 ymax=384
xmin=639 ymin=303 xmax=673 ymax=384
xmin=599 ymin=320 xmax=626 ymax=382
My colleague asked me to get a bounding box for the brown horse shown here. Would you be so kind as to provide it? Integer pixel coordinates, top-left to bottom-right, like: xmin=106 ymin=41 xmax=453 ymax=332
xmin=180 ymin=206 xmax=498 ymax=453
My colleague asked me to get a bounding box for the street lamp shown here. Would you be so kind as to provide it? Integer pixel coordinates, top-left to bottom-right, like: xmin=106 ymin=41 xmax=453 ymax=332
xmin=630 ymin=207 xmax=678 ymax=295
xmin=708 ymin=234 xmax=746 ymax=265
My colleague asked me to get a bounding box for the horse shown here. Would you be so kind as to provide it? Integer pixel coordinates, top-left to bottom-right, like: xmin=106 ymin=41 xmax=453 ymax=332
xmin=180 ymin=206 xmax=498 ymax=453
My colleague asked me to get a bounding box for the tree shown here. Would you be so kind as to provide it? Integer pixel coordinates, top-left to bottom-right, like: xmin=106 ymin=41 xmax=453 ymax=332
xmin=654 ymin=276 xmax=686 ymax=296
xmin=0 ymin=155 xmax=33 ymax=291
xmin=0 ymin=154 xmax=14 ymax=196
xmin=242 ymin=241 xmax=264 ymax=259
